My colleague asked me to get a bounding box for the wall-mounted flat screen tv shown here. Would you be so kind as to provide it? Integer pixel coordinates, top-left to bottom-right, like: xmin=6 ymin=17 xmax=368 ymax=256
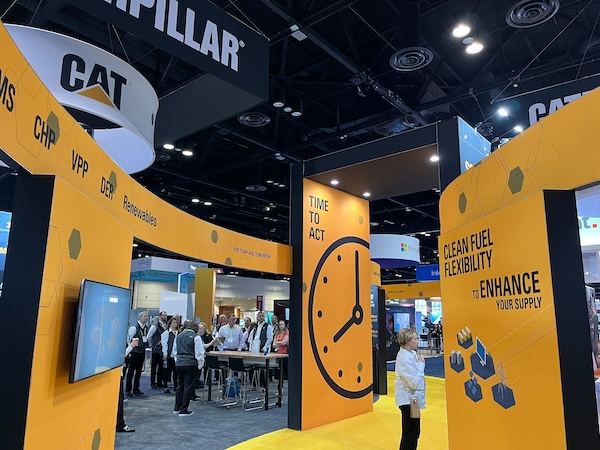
xmin=69 ymin=279 xmax=131 ymax=383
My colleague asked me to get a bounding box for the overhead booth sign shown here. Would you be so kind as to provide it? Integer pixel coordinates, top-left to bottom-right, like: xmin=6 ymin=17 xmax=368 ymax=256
xmin=64 ymin=0 xmax=270 ymax=144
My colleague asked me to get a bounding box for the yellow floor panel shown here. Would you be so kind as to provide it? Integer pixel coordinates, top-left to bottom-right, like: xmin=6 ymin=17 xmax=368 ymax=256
xmin=235 ymin=375 xmax=448 ymax=450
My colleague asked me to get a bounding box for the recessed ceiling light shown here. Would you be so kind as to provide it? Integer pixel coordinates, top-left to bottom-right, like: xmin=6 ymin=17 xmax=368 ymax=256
xmin=144 ymin=255 xmax=149 ymax=258
xmin=132 ymin=243 xmax=138 ymax=247
xmin=363 ymin=192 xmax=371 ymax=198
xmin=466 ymin=41 xmax=483 ymax=54
xmin=204 ymin=201 xmax=212 ymax=206
xmin=430 ymin=155 xmax=440 ymax=162
xmin=266 ymin=179 xmax=274 ymax=184
xmin=182 ymin=149 xmax=193 ymax=156
xmin=498 ymin=107 xmax=509 ymax=117
xmin=330 ymin=179 xmax=339 ymax=186
xmin=452 ymin=23 xmax=471 ymax=38
xmin=163 ymin=143 xmax=175 ymax=150
xmin=138 ymin=253 xmax=142 ymax=257
xmin=191 ymin=198 xmax=200 ymax=203
xmin=514 ymin=125 xmax=524 ymax=133
xmin=283 ymin=105 xmax=292 ymax=113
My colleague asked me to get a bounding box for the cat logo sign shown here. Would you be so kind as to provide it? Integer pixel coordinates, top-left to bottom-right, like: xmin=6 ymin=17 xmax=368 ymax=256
xmin=60 ymin=53 xmax=127 ymax=109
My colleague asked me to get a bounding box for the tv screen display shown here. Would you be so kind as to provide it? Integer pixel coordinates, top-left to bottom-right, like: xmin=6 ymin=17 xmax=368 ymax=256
xmin=69 ymin=279 xmax=131 ymax=383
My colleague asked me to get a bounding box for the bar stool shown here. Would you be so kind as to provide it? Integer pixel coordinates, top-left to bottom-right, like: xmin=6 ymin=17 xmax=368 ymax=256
xmin=204 ymin=354 xmax=226 ymax=404
xmin=228 ymin=357 xmax=263 ymax=411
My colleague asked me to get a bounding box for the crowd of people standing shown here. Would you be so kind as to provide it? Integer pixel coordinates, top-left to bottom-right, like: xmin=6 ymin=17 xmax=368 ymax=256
xmin=119 ymin=310 xmax=289 ymax=426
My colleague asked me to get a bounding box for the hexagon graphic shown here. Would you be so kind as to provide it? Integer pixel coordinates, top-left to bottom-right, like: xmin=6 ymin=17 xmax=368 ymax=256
xmin=91 ymin=428 xmax=101 ymax=450
xmin=527 ymin=139 xmax=560 ymax=189
xmin=465 ymin=375 xmax=483 ymax=402
xmin=224 ymin=257 xmax=232 ymax=266
xmin=108 ymin=171 xmax=118 ymax=194
xmin=211 ymin=230 xmax=219 ymax=243
xmin=68 ymin=229 xmax=81 ymax=260
xmin=47 ymin=111 xmax=60 ymax=143
xmin=302 ymin=282 xmax=307 ymax=293
xmin=458 ymin=193 xmax=467 ymax=214
xmin=492 ymin=382 xmax=516 ymax=409
xmin=507 ymin=167 xmax=524 ymax=194
xmin=358 ymin=216 xmax=364 ymax=225
xmin=470 ymin=352 xmax=496 ymax=380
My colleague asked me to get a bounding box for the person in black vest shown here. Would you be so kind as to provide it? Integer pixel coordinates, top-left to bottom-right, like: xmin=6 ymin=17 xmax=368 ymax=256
xmin=161 ymin=316 xmax=180 ymax=394
xmin=147 ymin=311 xmax=168 ymax=388
xmin=125 ymin=311 xmax=149 ymax=396
xmin=249 ymin=311 xmax=274 ymax=386
xmin=249 ymin=311 xmax=274 ymax=353
xmin=172 ymin=320 xmax=205 ymax=416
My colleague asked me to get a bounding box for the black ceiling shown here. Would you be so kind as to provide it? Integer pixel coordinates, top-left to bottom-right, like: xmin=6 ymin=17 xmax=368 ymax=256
xmin=2 ymin=0 xmax=599 ymax=283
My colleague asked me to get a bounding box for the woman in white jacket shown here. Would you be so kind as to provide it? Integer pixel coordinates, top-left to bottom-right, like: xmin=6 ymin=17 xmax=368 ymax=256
xmin=395 ymin=328 xmax=426 ymax=450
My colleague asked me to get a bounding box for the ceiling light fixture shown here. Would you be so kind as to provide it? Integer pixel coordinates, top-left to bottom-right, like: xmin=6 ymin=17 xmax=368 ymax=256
xmin=283 ymin=104 xmax=292 ymax=113
xmin=452 ymin=23 xmax=471 ymax=38
xmin=191 ymin=198 xmax=200 ymax=203
xmin=204 ymin=201 xmax=212 ymax=206
xmin=272 ymin=85 xmax=285 ymax=108
xmin=163 ymin=143 xmax=175 ymax=150
xmin=330 ymin=179 xmax=339 ymax=186
xmin=430 ymin=155 xmax=440 ymax=162
xmin=182 ymin=149 xmax=193 ymax=156
xmin=132 ymin=243 xmax=138 ymax=247
xmin=514 ymin=125 xmax=524 ymax=133
xmin=266 ymin=179 xmax=274 ymax=184
xmin=498 ymin=107 xmax=509 ymax=117
xmin=291 ymin=99 xmax=303 ymax=117
xmin=465 ymin=41 xmax=483 ymax=54
xmin=363 ymin=192 xmax=371 ymax=198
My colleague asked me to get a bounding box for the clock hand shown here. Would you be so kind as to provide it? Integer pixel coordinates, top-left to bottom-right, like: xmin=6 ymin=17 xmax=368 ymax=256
xmin=355 ymin=250 xmax=360 ymax=307
xmin=333 ymin=314 xmax=355 ymax=343
xmin=333 ymin=303 xmax=364 ymax=343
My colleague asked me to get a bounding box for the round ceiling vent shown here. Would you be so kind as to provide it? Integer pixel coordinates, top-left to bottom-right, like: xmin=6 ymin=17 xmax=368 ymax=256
xmin=506 ymin=0 xmax=560 ymax=28
xmin=389 ymin=46 xmax=434 ymax=72
xmin=245 ymin=184 xmax=267 ymax=192
xmin=237 ymin=112 xmax=271 ymax=127
xmin=476 ymin=122 xmax=494 ymax=137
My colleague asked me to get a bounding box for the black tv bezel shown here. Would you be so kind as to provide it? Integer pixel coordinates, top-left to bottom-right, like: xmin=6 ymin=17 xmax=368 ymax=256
xmin=68 ymin=278 xmax=131 ymax=384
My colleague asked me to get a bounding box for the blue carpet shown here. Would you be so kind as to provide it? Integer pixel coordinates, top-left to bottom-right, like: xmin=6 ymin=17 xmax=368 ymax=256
xmin=387 ymin=355 xmax=445 ymax=378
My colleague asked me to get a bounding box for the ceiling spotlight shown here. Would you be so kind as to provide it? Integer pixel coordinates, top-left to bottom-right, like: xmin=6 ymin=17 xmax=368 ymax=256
xmin=163 ymin=143 xmax=175 ymax=150
xmin=204 ymin=201 xmax=212 ymax=206
xmin=279 ymin=182 xmax=286 ymax=188
xmin=273 ymin=85 xmax=285 ymax=108
xmin=191 ymin=198 xmax=200 ymax=203
xmin=291 ymin=99 xmax=303 ymax=117
xmin=339 ymin=134 xmax=348 ymax=141
xmin=363 ymin=192 xmax=371 ymax=198
xmin=462 ymin=36 xmax=475 ymax=45
xmin=132 ymin=243 xmax=138 ymax=247
xmin=405 ymin=207 xmax=411 ymax=212
xmin=498 ymin=107 xmax=509 ymax=117
xmin=265 ymin=206 xmax=271 ymax=212
xmin=283 ymin=105 xmax=293 ymax=113
xmin=514 ymin=125 xmax=524 ymax=133
xmin=138 ymin=253 xmax=142 ymax=257
xmin=330 ymin=179 xmax=339 ymax=186
xmin=266 ymin=179 xmax=274 ymax=184
xmin=182 ymin=149 xmax=193 ymax=156
xmin=466 ymin=41 xmax=483 ymax=54
xmin=430 ymin=155 xmax=440 ymax=162
xmin=452 ymin=23 xmax=471 ymax=38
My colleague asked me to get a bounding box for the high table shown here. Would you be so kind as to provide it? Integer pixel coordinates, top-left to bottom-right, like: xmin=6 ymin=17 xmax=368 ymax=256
xmin=208 ymin=350 xmax=289 ymax=410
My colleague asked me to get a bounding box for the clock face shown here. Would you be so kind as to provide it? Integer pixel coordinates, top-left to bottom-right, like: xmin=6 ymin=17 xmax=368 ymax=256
xmin=308 ymin=236 xmax=373 ymax=398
